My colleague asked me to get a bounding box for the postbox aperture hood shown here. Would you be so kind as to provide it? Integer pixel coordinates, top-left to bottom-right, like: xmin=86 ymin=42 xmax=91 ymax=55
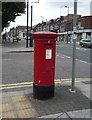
xmin=32 ymin=32 xmax=58 ymax=40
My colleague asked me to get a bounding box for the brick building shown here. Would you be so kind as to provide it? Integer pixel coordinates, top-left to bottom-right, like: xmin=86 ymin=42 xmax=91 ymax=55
xmin=8 ymin=26 xmax=27 ymax=38
xmin=59 ymin=16 xmax=92 ymax=42
xmin=6 ymin=15 xmax=92 ymax=42
xmin=33 ymin=15 xmax=92 ymax=42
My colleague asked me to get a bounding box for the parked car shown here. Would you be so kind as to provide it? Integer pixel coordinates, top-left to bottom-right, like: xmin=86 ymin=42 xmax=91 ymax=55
xmin=79 ymin=39 xmax=92 ymax=48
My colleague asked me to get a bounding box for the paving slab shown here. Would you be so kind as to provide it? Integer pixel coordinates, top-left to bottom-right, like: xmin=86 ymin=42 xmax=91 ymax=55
xmin=2 ymin=40 xmax=34 ymax=53
xmin=1 ymin=85 xmax=91 ymax=119
xmin=39 ymin=109 xmax=91 ymax=119
xmin=1 ymin=40 xmax=92 ymax=119
xmin=27 ymin=86 xmax=91 ymax=117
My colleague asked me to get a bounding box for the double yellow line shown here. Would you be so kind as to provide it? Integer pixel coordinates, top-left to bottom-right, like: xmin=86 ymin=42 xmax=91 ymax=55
xmin=0 ymin=78 xmax=91 ymax=90
xmin=0 ymin=81 xmax=33 ymax=90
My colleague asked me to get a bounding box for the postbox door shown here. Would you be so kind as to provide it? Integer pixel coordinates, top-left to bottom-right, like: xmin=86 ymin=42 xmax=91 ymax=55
xmin=34 ymin=40 xmax=56 ymax=86
xmin=42 ymin=42 xmax=56 ymax=85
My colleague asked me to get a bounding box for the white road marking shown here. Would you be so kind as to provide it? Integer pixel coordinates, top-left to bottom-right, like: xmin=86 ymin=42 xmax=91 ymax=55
xmin=76 ymin=59 xmax=91 ymax=65
xmin=57 ymin=53 xmax=91 ymax=65
xmin=57 ymin=44 xmax=90 ymax=51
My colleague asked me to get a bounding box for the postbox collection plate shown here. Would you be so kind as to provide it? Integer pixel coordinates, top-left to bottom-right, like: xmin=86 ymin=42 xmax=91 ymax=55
xmin=46 ymin=49 xmax=52 ymax=59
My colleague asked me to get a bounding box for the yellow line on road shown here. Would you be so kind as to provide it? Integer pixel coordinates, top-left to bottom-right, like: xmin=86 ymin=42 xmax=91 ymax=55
xmin=0 ymin=84 xmax=33 ymax=90
xmin=0 ymin=81 xmax=81 ymax=90
xmin=1 ymin=78 xmax=88 ymax=87
xmin=0 ymin=79 xmax=65 ymax=87
xmin=0 ymin=78 xmax=91 ymax=90
xmin=0 ymin=81 xmax=33 ymax=87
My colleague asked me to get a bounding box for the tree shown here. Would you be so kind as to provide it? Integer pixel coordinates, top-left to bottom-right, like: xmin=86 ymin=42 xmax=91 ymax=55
xmin=2 ymin=2 xmax=26 ymax=30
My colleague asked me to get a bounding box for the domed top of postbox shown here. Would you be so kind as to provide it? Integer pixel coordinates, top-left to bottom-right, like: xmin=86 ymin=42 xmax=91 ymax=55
xmin=32 ymin=32 xmax=58 ymax=40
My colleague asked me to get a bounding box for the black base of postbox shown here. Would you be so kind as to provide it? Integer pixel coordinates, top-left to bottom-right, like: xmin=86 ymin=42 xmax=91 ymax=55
xmin=33 ymin=83 xmax=54 ymax=100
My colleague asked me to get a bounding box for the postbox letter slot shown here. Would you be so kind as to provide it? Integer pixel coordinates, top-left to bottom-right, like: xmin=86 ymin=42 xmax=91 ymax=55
xmin=44 ymin=44 xmax=53 ymax=46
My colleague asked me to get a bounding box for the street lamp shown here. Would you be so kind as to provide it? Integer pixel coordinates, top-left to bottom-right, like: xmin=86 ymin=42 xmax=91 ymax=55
xmin=41 ymin=16 xmax=44 ymax=31
xmin=30 ymin=0 xmax=39 ymax=47
xmin=13 ymin=27 xmax=14 ymax=43
xmin=65 ymin=6 xmax=69 ymax=20
xmin=5 ymin=28 xmax=6 ymax=41
xmin=41 ymin=16 xmax=44 ymax=23
xmin=65 ymin=5 xmax=69 ymax=44
xmin=26 ymin=0 xmax=29 ymax=48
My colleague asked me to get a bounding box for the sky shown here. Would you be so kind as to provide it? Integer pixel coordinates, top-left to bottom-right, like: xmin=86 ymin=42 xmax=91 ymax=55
xmin=4 ymin=0 xmax=92 ymax=33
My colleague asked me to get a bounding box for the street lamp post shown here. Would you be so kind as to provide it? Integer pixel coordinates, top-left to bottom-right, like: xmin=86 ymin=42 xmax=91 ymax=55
xmin=41 ymin=16 xmax=44 ymax=31
xmin=41 ymin=16 xmax=44 ymax=23
xmin=29 ymin=4 xmax=33 ymax=47
xmin=13 ymin=27 xmax=14 ymax=43
xmin=46 ymin=19 xmax=48 ymax=31
xmin=65 ymin=6 xmax=69 ymax=20
xmin=26 ymin=0 xmax=29 ymax=48
xmin=30 ymin=0 xmax=39 ymax=47
xmin=65 ymin=5 xmax=69 ymax=44
xmin=5 ymin=28 xmax=6 ymax=41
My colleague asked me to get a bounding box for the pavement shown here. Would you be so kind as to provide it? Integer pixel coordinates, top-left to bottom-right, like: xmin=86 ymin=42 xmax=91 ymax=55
xmin=0 ymin=39 xmax=92 ymax=119
xmin=2 ymin=39 xmax=34 ymax=53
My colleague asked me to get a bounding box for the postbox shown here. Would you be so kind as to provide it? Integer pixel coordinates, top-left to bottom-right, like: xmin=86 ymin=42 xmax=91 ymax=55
xmin=32 ymin=32 xmax=58 ymax=100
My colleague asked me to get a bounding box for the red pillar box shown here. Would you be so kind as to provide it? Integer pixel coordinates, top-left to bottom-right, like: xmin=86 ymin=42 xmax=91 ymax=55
xmin=32 ymin=32 xmax=58 ymax=100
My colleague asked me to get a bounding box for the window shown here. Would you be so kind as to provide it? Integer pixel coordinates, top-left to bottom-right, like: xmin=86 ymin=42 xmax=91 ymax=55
xmin=66 ymin=23 xmax=72 ymax=31
xmin=60 ymin=25 xmax=64 ymax=32
xmin=77 ymin=21 xmax=81 ymax=29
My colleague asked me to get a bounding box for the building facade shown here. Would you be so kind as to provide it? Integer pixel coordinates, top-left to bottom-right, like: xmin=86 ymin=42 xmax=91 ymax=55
xmin=7 ymin=26 xmax=30 ymax=39
xmin=6 ymin=15 xmax=92 ymax=42
xmin=33 ymin=15 xmax=92 ymax=42
xmin=59 ymin=16 xmax=92 ymax=42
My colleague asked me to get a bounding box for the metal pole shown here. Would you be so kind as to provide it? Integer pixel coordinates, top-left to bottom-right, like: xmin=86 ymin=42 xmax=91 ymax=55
xmin=30 ymin=0 xmax=39 ymax=47
xmin=26 ymin=0 xmax=29 ymax=48
xmin=65 ymin=6 xmax=69 ymax=44
xmin=13 ymin=27 xmax=14 ymax=43
xmin=31 ymin=5 xmax=33 ymax=31
xmin=71 ymin=0 xmax=77 ymax=91
xmin=67 ymin=6 xmax=69 ymax=44
xmin=30 ymin=5 xmax=33 ymax=47
xmin=5 ymin=28 xmax=6 ymax=41
xmin=66 ymin=30 xmax=68 ymax=44
xmin=68 ymin=7 xmax=69 ymax=20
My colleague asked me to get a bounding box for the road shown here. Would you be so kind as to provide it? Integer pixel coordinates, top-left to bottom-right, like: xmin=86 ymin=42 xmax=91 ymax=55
xmin=56 ymin=42 xmax=91 ymax=80
xmin=57 ymin=42 xmax=91 ymax=63
xmin=2 ymin=41 xmax=91 ymax=92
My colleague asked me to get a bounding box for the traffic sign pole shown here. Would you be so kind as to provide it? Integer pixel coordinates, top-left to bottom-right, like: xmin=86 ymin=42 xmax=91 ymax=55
xmin=71 ymin=0 xmax=77 ymax=91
